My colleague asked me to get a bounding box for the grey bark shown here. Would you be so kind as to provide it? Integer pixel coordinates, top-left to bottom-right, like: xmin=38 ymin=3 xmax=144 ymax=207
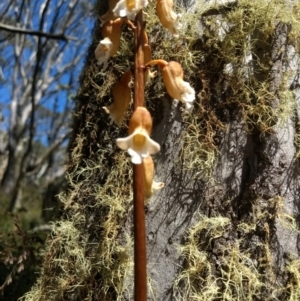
xmin=145 ymin=14 xmax=300 ymax=301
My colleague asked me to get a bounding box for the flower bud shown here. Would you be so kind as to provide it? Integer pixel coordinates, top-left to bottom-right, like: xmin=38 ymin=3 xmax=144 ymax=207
xmin=103 ymin=70 xmax=132 ymax=125
xmin=143 ymin=30 xmax=157 ymax=84
xmin=156 ymin=0 xmax=182 ymax=37
xmin=143 ymin=155 xmax=164 ymax=201
xmin=116 ymin=107 xmax=160 ymax=164
xmin=101 ymin=18 xmax=123 ymax=57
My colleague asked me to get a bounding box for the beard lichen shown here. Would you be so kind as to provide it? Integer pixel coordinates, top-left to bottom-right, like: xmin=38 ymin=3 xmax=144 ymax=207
xmin=21 ymin=151 xmax=133 ymax=301
xmin=173 ymin=2 xmax=300 ymax=298
xmin=174 ymin=195 xmax=300 ymax=300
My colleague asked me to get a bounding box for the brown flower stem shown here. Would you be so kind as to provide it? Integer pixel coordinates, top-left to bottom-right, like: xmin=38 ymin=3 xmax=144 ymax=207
xmin=145 ymin=59 xmax=168 ymax=69
xmin=133 ymin=9 xmax=147 ymax=301
xmin=134 ymin=12 xmax=145 ymax=109
xmin=126 ymin=19 xmax=136 ymax=30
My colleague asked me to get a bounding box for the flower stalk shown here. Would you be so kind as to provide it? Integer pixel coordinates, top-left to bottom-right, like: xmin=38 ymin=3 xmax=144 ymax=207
xmin=97 ymin=1 xmax=193 ymax=299
xmin=132 ymin=9 xmax=147 ymax=301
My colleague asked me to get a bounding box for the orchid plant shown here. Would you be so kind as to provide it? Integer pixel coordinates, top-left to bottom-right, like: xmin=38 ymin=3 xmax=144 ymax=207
xmin=96 ymin=0 xmax=195 ymax=299
xmin=97 ymin=0 xmax=195 ymax=156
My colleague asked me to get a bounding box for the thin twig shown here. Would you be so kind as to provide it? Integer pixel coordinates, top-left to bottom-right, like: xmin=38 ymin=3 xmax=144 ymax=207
xmin=0 ymin=22 xmax=77 ymax=41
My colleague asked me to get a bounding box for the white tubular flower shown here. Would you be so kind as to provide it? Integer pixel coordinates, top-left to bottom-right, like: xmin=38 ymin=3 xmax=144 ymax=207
xmin=103 ymin=70 xmax=132 ymax=125
xmin=143 ymin=155 xmax=164 ymax=201
xmin=94 ymin=37 xmax=113 ymax=69
xmin=116 ymin=107 xmax=160 ymax=164
xmin=113 ymin=0 xmax=149 ymax=20
xmin=146 ymin=60 xmax=195 ymax=109
xmin=156 ymin=0 xmax=182 ymax=36
xmin=101 ymin=19 xmax=123 ymax=55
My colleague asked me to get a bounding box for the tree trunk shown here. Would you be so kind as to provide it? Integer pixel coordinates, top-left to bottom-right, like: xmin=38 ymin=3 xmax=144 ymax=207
xmin=21 ymin=0 xmax=300 ymax=300
xmin=1 ymin=138 xmax=25 ymax=211
xmin=1 ymin=139 xmax=24 ymax=195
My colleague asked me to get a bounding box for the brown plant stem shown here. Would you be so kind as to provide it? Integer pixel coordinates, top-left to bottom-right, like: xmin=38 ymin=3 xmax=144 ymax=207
xmin=133 ymin=9 xmax=147 ymax=301
xmin=126 ymin=19 xmax=136 ymax=30
xmin=145 ymin=59 xmax=168 ymax=69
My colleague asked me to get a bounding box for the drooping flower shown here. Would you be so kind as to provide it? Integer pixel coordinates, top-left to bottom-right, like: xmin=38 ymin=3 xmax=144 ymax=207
xmin=116 ymin=107 xmax=160 ymax=164
xmin=99 ymin=0 xmax=119 ymax=25
xmin=95 ymin=18 xmax=123 ymax=69
xmin=113 ymin=0 xmax=148 ymax=20
xmin=146 ymin=59 xmax=195 ymax=109
xmin=101 ymin=18 xmax=123 ymax=57
xmin=143 ymin=155 xmax=164 ymax=201
xmin=103 ymin=70 xmax=132 ymax=125
xmin=156 ymin=0 xmax=182 ymax=37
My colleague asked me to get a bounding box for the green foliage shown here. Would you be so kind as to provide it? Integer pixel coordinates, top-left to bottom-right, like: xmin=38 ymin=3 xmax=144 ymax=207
xmin=0 ymin=212 xmax=46 ymax=301
xmin=0 ymin=162 xmax=56 ymax=300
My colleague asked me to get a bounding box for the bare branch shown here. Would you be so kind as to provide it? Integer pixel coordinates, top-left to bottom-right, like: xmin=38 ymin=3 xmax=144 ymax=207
xmin=26 ymin=131 xmax=70 ymax=176
xmin=0 ymin=22 xmax=77 ymax=41
xmin=0 ymin=0 xmax=93 ymax=212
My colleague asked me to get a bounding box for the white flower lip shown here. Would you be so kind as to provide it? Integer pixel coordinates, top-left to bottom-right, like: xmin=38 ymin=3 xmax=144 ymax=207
xmin=94 ymin=37 xmax=113 ymax=69
xmin=116 ymin=127 xmax=160 ymax=164
xmin=173 ymin=13 xmax=182 ymax=37
xmin=113 ymin=0 xmax=149 ymax=20
xmin=180 ymin=81 xmax=195 ymax=109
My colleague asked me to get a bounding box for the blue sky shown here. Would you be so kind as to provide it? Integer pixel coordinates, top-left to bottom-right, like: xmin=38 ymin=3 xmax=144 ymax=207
xmin=0 ymin=0 xmax=94 ymax=146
